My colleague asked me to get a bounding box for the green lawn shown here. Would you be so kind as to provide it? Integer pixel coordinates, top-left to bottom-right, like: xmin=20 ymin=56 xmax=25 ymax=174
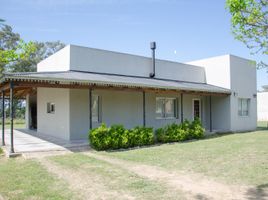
xmin=49 ymin=154 xmax=185 ymax=199
xmin=99 ymin=130 xmax=268 ymax=186
xmin=0 ymin=119 xmax=26 ymax=129
xmin=258 ymin=121 xmax=268 ymax=129
xmin=0 ymin=127 xmax=267 ymax=199
xmin=0 ymin=156 xmax=74 ymax=200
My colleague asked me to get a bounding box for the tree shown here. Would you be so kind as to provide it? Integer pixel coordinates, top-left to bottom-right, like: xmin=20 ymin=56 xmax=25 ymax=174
xmin=0 ymin=25 xmax=65 ymax=74
xmin=226 ymin=0 xmax=268 ymax=68
xmin=10 ymin=41 xmax=65 ymax=72
xmin=0 ymin=25 xmax=37 ymax=75
xmin=0 ymin=24 xmax=65 ymax=119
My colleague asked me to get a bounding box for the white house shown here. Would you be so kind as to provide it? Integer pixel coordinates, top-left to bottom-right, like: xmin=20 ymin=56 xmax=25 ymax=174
xmin=257 ymin=85 xmax=268 ymax=121
xmin=0 ymin=44 xmax=257 ymax=142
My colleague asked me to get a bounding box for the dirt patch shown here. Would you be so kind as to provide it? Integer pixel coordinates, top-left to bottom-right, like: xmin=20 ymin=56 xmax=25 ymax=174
xmin=83 ymin=152 xmax=254 ymax=200
xmin=38 ymin=157 xmax=135 ymax=200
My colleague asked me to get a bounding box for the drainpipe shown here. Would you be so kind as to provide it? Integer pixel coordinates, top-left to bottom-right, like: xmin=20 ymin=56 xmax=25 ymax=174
xmin=149 ymin=42 xmax=156 ymax=78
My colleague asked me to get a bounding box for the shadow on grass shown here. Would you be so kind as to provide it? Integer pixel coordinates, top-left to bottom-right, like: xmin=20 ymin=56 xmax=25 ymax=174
xmin=246 ymin=183 xmax=268 ymax=200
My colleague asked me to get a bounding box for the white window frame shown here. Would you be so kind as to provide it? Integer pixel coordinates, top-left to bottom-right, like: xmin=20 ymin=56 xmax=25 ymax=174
xmin=92 ymin=95 xmax=101 ymax=123
xmin=156 ymin=97 xmax=178 ymax=119
xmin=47 ymin=102 xmax=55 ymax=114
xmin=238 ymin=98 xmax=250 ymax=117
xmin=192 ymin=98 xmax=201 ymax=120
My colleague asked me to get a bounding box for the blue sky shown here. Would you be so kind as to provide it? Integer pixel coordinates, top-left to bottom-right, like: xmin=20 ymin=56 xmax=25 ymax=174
xmin=1 ymin=0 xmax=267 ymax=90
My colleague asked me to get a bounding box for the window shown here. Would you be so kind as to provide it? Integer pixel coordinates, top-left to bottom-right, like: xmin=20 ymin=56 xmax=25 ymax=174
xmin=92 ymin=95 xmax=101 ymax=122
xmin=238 ymin=98 xmax=250 ymax=116
xmin=47 ymin=102 xmax=55 ymax=114
xmin=193 ymin=99 xmax=201 ymax=120
xmin=156 ymin=97 xmax=177 ymax=119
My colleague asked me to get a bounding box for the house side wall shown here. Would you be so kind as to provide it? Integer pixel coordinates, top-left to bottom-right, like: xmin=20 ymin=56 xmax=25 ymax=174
xmin=37 ymin=88 xmax=70 ymax=140
xmin=230 ymin=56 xmax=257 ymax=131
xmin=92 ymin=90 xmax=143 ymax=129
xmin=37 ymin=45 xmax=71 ymax=72
xmin=211 ymin=96 xmax=231 ymax=132
xmin=257 ymin=92 xmax=268 ymax=121
xmin=66 ymin=89 xmax=217 ymax=140
xmin=69 ymin=89 xmax=90 ymax=140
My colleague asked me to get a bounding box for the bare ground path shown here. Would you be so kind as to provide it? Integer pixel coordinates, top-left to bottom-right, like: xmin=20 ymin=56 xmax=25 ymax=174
xmin=83 ymin=152 xmax=253 ymax=200
xmin=37 ymin=157 xmax=136 ymax=200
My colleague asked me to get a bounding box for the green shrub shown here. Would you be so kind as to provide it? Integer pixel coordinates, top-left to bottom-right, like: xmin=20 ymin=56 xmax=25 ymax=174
xmin=128 ymin=126 xmax=154 ymax=147
xmin=189 ymin=118 xmax=205 ymax=139
xmin=155 ymin=118 xmax=205 ymax=143
xmin=89 ymin=123 xmax=110 ymax=150
xmin=89 ymin=124 xmax=154 ymax=150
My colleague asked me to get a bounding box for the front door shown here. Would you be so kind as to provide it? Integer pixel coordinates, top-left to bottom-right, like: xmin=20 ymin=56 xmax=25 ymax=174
xmin=193 ymin=99 xmax=201 ymax=120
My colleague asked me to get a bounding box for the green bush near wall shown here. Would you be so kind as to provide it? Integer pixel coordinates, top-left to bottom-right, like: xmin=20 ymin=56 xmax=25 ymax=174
xmin=89 ymin=124 xmax=154 ymax=150
xmin=89 ymin=118 xmax=204 ymax=151
xmin=155 ymin=118 xmax=205 ymax=143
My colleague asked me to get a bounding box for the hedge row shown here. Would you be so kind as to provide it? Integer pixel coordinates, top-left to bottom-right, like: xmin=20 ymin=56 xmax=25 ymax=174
xmin=155 ymin=118 xmax=204 ymax=143
xmin=89 ymin=118 xmax=205 ymax=151
xmin=89 ymin=124 xmax=154 ymax=150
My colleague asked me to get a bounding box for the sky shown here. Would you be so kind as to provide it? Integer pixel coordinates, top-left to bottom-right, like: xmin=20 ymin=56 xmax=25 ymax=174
xmin=1 ymin=0 xmax=268 ymax=90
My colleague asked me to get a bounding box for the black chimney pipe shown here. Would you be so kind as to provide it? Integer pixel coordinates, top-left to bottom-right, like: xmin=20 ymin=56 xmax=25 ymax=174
xmin=150 ymin=42 xmax=156 ymax=78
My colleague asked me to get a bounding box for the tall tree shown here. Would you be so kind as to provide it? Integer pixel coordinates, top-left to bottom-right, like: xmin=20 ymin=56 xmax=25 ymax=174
xmin=226 ymin=0 xmax=268 ymax=68
xmin=0 ymin=25 xmax=65 ymax=74
xmin=0 ymin=24 xmax=65 ymax=119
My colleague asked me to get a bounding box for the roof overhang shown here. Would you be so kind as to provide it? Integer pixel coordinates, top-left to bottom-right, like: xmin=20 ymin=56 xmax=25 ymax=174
xmin=0 ymin=71 xmax=231 ymax=97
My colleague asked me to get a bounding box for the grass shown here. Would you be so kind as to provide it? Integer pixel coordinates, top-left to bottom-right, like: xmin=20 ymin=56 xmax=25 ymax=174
xmin=99 ymin=129 xmax=268 ymax=186
xmin=0 ymin=157 xmax=75 ymax=200
xmin=258 ymin=121 xmax=268 ymax=130
xmin=0 ymin=119 xmax=26 ymax=129
xmin=50 ymin=153 xmax=185 ymax=199
xmin=0 ymin=124 xmax=267 ymax=199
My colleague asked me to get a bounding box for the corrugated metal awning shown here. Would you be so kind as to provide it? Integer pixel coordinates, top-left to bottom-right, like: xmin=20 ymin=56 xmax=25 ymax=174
xmin=0 ymin=70 xmax=231 ymax=95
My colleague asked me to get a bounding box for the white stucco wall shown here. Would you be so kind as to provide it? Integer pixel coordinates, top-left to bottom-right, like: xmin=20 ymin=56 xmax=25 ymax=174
xmin=37 ymin=45 xmax=71 ymax=72
xmin=188 ymin=55 xmax=257 ymax=132
xmin=69 ymin=89 xmax=90 ymax=140
xmin=229 ymin=55 xmax=257 ymax=131
xmin=188 ymin=55 xmax=231 ymax=89
xmin=37 ymin=88 xmax=70 ymax=140
xmin=36 ymin=87 xmax=231 ymax=140
xmin=258 ymin=92 xmax=268 ymax=121
xmin=35 ymin=45 xmax=257 ymax=135
xmin=37 ymin=45 xmax=206 ymax=83
xmin=92 ymin=90 xmax=143 ymax=129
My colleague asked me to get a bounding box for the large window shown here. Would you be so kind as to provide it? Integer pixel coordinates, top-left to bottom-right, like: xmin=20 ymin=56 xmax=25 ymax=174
xmin=92 ymin=95 xmax=101 ymax=122
xmin=238 ymin=98 xmax=250 ymax=116
xmin=156 ymin=97 xmax=177 ymax=119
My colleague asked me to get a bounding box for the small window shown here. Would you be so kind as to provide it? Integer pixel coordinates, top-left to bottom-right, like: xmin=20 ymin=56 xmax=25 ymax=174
xmin=47 ymin=102 xmax=55 ymax=114
xmin=238 ymin=98 xmax=250 ymax=116
xmin=193 ymin=99 xmax=201 ymax=120
xmin=156 ymin=97 xmax=177 ymax=119
xmin=92 ymin=95 xmax=101 ymax=122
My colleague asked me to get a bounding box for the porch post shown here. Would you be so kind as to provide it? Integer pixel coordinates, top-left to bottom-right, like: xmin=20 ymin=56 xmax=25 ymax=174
xmin=89 ymin=88 xmax=92 ymax=130
xmin=10 ymin=82 xmax=14 ymax=153
xmin=1 ymin=91 xmax=5 ymax=146
xmin=143 ymin=91 xmax=146 ymax=127
xmin=180 ymin=93 xmax=183 ymax=123
xmin=209 ymin=95 xmax=212 ymax=132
